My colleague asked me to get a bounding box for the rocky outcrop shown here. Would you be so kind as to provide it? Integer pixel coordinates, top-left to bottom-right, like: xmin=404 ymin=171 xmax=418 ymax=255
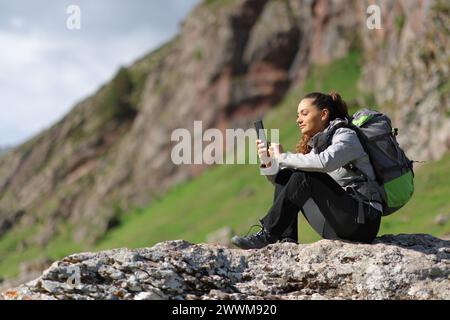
xmin=358 ymin=0 xmax=450 ymax=163
xmin=2 ymin=234 xmax=449 ymax=300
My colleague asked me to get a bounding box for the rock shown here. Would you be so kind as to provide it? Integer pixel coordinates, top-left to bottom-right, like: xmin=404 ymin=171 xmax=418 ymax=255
xmin=134 ymin=291 xmax=165 ymax=300
xmin=239 ymin=187 xmax=255 ymax=198
xmin=2 ymin=234 xmax=449 ymax=300
xmin=206 ymin=226 xmax=235 ymax=247
xmin=434 ymin=214 xmax=450 ymax=226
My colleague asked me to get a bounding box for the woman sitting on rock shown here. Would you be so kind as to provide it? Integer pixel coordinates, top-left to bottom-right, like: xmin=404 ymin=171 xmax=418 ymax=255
xmin=232 ymin=92 xmax=384 ymax=249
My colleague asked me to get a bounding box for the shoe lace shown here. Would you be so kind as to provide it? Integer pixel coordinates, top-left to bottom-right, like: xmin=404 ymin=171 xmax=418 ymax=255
xmin=244 ymin=224 xmax=264 ymax=238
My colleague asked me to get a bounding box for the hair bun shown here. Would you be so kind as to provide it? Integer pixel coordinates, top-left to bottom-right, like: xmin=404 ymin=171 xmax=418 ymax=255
xmin=329 ymin=92 xmax=348 ymax=119
xmin=329 ymin=92 xmax=341 ymax=102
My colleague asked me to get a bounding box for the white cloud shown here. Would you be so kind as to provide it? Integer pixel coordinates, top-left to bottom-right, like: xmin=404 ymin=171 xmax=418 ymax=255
xmin=0 ymin=1 xmax=200 ymax=146
xmin=10 ymin=17 xmax=25 ymax=30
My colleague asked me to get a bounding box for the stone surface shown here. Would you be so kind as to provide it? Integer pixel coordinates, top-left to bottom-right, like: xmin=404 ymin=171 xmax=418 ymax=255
xmin=2 ymin=234 xmax=449 ymax=300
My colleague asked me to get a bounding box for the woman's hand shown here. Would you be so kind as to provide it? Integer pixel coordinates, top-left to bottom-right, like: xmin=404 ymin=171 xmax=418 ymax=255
xmin=269 ymin=143 xmax=283 ymax=158
xmin=256 ymin=139 xmax=271 ymax=165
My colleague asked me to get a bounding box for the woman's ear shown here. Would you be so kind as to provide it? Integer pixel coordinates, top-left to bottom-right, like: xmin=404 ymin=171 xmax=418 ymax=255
xmin=320 ymin=108 xmax=329 ymax=122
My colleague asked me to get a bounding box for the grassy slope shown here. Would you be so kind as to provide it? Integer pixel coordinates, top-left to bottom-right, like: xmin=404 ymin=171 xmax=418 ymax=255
xmin=1 ymin=50 xmax=449 ymax=278
xmin=96 ymin=49 xmax=450 ymax=250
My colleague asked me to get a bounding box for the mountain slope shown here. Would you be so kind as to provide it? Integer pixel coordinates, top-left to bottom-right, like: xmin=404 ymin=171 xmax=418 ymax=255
xmin=2 ymin=50 xmax=449 ymax=280
xmin=0 ymin=0 xmax=449 ymax=280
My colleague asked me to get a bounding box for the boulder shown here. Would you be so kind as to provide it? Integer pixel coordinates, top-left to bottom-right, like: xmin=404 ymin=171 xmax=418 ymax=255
xmin=2 ymin=234 xmax=449 ymax=300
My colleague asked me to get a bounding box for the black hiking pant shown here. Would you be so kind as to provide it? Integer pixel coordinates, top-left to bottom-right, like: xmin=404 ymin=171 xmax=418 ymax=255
xmin=260 ymin=168 xmax=382 ymax=244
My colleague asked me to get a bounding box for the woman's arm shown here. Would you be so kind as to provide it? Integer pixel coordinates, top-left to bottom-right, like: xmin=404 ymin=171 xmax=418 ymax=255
xmin=276 ymin=128 xmax=366 ymax=172
xmin=256 ymin=140 xmax=281 ymax=185
xmin=259 ymin=163 xmax=277 ymax=185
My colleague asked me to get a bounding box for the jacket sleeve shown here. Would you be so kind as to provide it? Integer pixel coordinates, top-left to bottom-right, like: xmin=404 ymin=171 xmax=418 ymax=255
xmin=276 ymin=128 xmax=366 ymax=172
xmin=259 ymin=163 xmax=278 ymax=186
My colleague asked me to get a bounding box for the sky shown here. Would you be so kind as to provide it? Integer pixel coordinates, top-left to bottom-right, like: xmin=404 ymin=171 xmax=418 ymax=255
xmin=0 ymin=0 xmax=200 ymax=147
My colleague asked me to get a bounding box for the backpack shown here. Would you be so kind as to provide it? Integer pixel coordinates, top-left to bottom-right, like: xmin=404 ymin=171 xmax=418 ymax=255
xmin=331 ymin=109 xmax=415 ymax=216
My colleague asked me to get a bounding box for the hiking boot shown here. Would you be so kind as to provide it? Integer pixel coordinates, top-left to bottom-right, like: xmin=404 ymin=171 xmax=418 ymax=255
xmin=231 ymin=224 xmax=276 ymax=250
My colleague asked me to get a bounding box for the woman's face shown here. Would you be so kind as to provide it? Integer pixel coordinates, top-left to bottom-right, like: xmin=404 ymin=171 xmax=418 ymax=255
xmin=296 ymin=98 xmax=329 ymax=137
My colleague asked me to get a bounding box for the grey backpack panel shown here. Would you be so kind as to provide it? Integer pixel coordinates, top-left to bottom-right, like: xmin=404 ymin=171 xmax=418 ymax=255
xmin=328 ymin=109 xmax=415 ymax=216
xmin=350 ymin=109 xmax=413 ymax=182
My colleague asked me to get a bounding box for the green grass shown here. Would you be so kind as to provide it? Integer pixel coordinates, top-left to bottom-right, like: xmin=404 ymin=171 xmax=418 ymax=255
xmin=303 ymin=50 xmax=363 ymax=102
xmin=1 ymin=48 xmax=449 ymax=279
xmin=202 ymin=0 xmax=240 ymax=10
xmin=0 ymin=219 xmax=87 ymax=278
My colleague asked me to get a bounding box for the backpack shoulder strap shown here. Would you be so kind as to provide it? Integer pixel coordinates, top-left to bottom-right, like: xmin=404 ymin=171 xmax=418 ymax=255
xmin=326 ymin=120 xmax=382 ymax=185
xmin=325 ymin=121 xmax=350 ymax=144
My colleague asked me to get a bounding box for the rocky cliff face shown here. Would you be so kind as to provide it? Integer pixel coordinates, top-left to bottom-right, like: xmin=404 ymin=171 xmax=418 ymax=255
xmin=0 ymin=147 xmax=10 ymax=156
xmin=359 ymin=0 xmax=450 ymax=162
xmin=2 ymin=234 xmax=449 ymax=300
xmin=0 ymin=0 xmax=448 ymax=268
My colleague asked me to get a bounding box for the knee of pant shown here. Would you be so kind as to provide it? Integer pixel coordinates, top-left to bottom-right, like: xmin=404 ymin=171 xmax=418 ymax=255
xmin=286 ymin=171 xmax=309 ymax=194
xmin=275 ymin=168 xmax=295 ymax=184
xmin=289 ymin=171 xmax=307 ymax=184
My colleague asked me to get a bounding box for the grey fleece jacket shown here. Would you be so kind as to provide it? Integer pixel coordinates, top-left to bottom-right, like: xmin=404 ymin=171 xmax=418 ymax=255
xmin=260 ymin=118 xmax=385 ymax=213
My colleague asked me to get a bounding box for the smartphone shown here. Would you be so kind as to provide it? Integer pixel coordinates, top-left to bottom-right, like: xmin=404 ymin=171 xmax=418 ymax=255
xmin=254 ymin=120 xmax=270 ymax=156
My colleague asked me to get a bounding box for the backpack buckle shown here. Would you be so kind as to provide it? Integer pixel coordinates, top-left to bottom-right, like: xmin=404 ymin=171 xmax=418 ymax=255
xmin=357 ymin=199 xmax=365 ymax=224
